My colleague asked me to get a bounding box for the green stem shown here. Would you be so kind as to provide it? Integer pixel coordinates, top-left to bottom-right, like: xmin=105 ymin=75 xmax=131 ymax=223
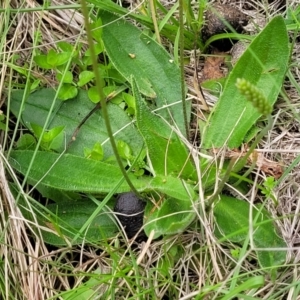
xmin=0 ymin=5 xmax=84 ymax=13
xmin=80 ymin=0 xmax=138 ymax=195
xmin=178 ymin=0 xmax=189 ymax=139
xmin=232 ymin=114 xmax=273 ymax=186
xmin=149 ymin=0 xmax=161 ymax=44
xmin=206 ymin=157 xmax=237 ymax=210
xmin=207 ymin=114 xmax=273 ymax=207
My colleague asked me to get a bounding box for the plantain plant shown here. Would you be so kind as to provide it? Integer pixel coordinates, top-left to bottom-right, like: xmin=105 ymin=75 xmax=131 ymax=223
xmin=8 ymin=8 xmax=290 ymax=271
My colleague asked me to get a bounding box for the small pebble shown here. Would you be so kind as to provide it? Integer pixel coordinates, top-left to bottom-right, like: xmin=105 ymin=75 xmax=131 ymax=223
xmin=114 ymin=192 xmax=146 ymax=240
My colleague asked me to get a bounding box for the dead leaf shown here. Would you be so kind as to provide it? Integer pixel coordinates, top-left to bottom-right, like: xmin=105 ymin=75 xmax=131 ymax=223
xmin=202 ymin=55 xmax=225 ymax=82
xmin=212 ymin=146 xmax=283 ymax=179
xmin=249 ymin=151 xmax=283 ymax=179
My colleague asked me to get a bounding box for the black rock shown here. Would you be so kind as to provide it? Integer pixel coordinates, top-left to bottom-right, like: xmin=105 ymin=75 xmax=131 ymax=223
xmin=114 ymin=192 xmax=146 ymax=241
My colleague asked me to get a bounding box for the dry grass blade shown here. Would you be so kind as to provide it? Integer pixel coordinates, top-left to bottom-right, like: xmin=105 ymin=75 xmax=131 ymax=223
xmin=0 ymin=151 xmax=51 ymax=299
xmin=10 ymin=0 xmax=85 ymax=52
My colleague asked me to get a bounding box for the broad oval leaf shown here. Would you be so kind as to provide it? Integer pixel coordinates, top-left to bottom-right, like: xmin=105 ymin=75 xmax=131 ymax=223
xmin=132 ymin=77 xmax=196 ymax=180
xmin=144 ymin=195 xmax=196 ymax=240
xmin=203 ymin=16 xmax=289 ymax=148
xmin=41 ymin=200 xmax=117 ymax=246
xmin=9 ymin=150 xmax=151 ymax=193
xmin=214 ymin=195 xmax=287 ymax=269
xmin=10 ymin=88 xmax=143 ymax=158
xmin=100 ymin=11 xmax=190 ymax=135
xmin=47 ymin=50 xmax=72 ymax=67
xmin=58 ymin=84 xmax=78 ymax=101
xmin=144 ymin=176 xmax=197 ymax=239
xmin=78 ymin=70 xmax=95 ymax=87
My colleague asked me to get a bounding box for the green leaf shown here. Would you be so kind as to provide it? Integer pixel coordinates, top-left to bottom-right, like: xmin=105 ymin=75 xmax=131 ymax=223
xmin=9 ymin=150 xmax=151 ymax=193
xmin=123 ymin=92 xmax=136 ymax=114
xmin=57 ymin=41 xmax=74 ymax=52
xmin=10 ymin=88 xmax=143 ymax=158
xmin=31 ymin=123 xmax=64 ymax=151
xmin=31 ymin=79 xmax=41 ymax=91
xmin=34 ymin=55 xmax=52 ymax=69
xmin=9 ymin=183 xmax=116 ymax=246
xmin=78 ymin=70 xmax=95 ymax=87
xmin=41 ymin=199 xmax=117 ymax=245
xmin=91 ymin=18 xmax=103 ymax=43
xmin=60 ymin=271 xmax=105 ymax=299
xmin=150 ymin=175 xmax=196 ymax=202
xmin=214 ymin=195 xmax=287 ymax=269
xmin=84 ymin=142 xmax=104 ymax=161
xmin=116 ymin=140 xmax=132 ymax=160
xmin=203 ymin=16 xmax=289 ymax=148
xmin=58 ymin=84 xmax=78 ymax=100
xmin=100 ymin=11 xmax=190 ymax=135
xmin=87 ymin=86 xmax=100 ymax=103
xmin=85 ymin=43 xmax=104 ymax=56
xmin=56 ymin=70 xmax=73 ymax=83
xmin=0 ymin=122 xmax=7 ymax=131
xmin=87 ymin=0 xmax=196 ymax=49
xmin=132 ymin=77 xmax=196 ymax=180
xmin=31 ymin=123 xmax=64 ymax=142
xmin=47 ymin=49 xmax=72 ymax=67
xmin=16 ymin=134 xmax=36 ymax=150
xmin=10 ymin=149 xmax=195 ymax=200
xmin=34 ymin=184 xmax=80 ymax=202
xmin=144 ymin=176 xmax=196 ymax=239
xmin=220 ymin=276 xmax=264 ymax=300
xmin=106 ymin=67 xmax=126 ymax=84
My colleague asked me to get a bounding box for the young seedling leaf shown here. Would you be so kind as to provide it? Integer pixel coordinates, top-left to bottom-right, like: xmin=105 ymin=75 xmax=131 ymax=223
xmin=58 ymin=84 xmax=78 ymax=101
xmin=78 ymin=70 xmax=95 ymax=87
xmin=16 ymin=133 xmax=36 ymax=150
xmin=47 ymin=49 xmax=72 ymax=67
xmin=132 ymin=77 xmax=196 ymax=180
xmin=34 ymin=55 xmax=53 ymax=69
xmin=214 ymin=195 xmax=287 ymax=269
xmin=203 ymin=16 xmax=289 ymax=148
xmin=56 ymin=70 xmax=73 ymax=83
xmin=100 ymin=11 xmax=190 ymax=135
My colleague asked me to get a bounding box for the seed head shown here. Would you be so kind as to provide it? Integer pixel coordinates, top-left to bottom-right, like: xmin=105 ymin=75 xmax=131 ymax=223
xmin=236 ymin=78 xmax=272 ymax=116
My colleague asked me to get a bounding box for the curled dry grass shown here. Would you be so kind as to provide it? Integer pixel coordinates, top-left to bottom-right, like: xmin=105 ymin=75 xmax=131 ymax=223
xmin=1 ymin=0 xmax=300 ymax=299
